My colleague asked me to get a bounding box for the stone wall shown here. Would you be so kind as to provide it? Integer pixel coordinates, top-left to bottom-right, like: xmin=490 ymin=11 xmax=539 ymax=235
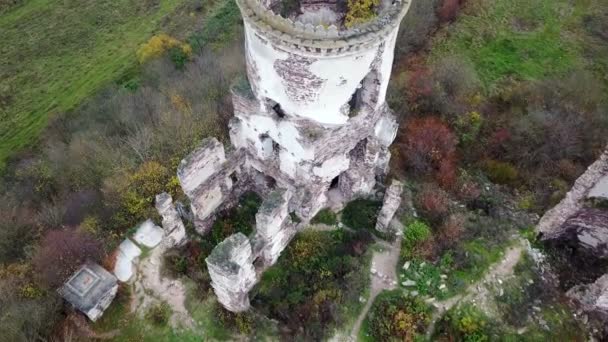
xmin=177 ymin=138 xmax=249 ymax=233
xmin=206 ymin=233 xmax=257 ymax=312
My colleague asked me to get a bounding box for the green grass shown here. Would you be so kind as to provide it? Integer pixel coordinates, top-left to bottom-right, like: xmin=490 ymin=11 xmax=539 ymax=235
xmin=0 ymin=0 xmax=189 ymax=169
xmin=430 ymin=0 xmax=585 ymax=87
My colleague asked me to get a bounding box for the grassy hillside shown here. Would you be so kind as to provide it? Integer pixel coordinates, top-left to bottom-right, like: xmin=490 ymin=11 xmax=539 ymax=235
xmin=430 ymin=0 xmax=605 ymax=89
xmin=0 ymin=0 xmax=190 ymax=169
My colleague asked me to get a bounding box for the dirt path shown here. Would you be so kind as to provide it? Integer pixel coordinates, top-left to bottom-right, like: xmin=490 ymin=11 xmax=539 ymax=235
xmin=132 ymin=241 xmax=194 ymax=329
xmin=426 ymin=241 xmax=525 ymax=337
xmin=348 ymin=235 xmax=402 ymax=340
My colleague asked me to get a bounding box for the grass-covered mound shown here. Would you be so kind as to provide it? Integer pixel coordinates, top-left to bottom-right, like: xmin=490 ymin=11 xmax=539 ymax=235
xmin=252 ymin=229 xmax=373 ymax=340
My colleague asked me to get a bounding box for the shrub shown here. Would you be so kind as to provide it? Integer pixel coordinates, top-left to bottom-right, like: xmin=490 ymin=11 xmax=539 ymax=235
xmin=341 ymin=198 xmax=382 ymax=230
xmin=33 ymin=228 xmax=104 ymax=288
xmin=209 ymin=192 xmax=262 ymax=245
xmin=437 ymin=0 xmax=461 ymax=23
xmin=311 ymin=208 xmax=337 ymax=225
xmin=455 ymin=111 xmax=483 ymax=145
xmin=394 ymin=0 xmax=440 ymax=57
xmin=145 ymin=302 xmax=170 ymax=326
xmin=402 ymin=220 xmax=432 ymax=259
xmin=429 ymin=56 xmax=481 ymax=118
xmin=344 ymin=0 xmax=379 ymax=28
xmin=399 ymin=117 xmax=458 ymax=187
xmin=416 ymin=184 xmax=450 ymax=224
xmin=483 ymin=160 xmax=518 ymax=185
xmin=136 ymin=34 xmax=192 ymax=65
xmin=254 ymin=230 xmax=372 ymax=340
xmin=435 ymin=305 xmax=502 ymax=342
xmin=438 ymin=213 xmax=465 ymax=246
xmin=365 ymin=290 xmax=432 ymax=341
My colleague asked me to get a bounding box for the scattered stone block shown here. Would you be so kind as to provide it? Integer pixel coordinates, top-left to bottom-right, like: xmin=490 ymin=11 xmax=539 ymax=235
xmin=133 ymin=219 xmax=164 ymax=248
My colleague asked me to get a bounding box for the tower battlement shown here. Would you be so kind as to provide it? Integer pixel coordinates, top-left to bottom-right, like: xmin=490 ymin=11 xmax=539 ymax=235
xmin=236 ymin=0 xmax=411 ymax=54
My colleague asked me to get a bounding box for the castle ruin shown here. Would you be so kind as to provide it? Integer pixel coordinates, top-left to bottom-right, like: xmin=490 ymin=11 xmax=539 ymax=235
xmin=175 ymin=0 xmax=411 ymax=312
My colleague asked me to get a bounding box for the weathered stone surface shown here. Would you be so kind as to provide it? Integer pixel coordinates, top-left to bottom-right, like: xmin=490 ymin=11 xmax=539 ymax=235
xmin=155 ymin=193 xmax=187 ymax=247
xmin=376 ymin=179 xmax=404 ymax=233
xmin=59 ymin=263 xmax=118 ymax=322
xmin=255 ymin=188 xmax=297 ymax=265
xmin=567 ymin=273 xmax=608 ymax=321
xmin=545 ymin=208 xmax=608 ymax=259
xmin=206 ymin=233 xmax=257 ymax=312
xmin=132 ymin=219 xmax=164 ymax=248
xmin=537 ymin=147 xmax=608 ymax=235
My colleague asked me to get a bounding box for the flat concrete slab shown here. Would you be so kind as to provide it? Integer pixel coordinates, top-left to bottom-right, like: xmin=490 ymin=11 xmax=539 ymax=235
xmin=133 ymin=219 xmax=164 ymax=248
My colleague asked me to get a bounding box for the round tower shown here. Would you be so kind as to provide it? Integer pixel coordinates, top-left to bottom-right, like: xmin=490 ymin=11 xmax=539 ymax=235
xmin=230 ymin=0 xmax=411 ymax=218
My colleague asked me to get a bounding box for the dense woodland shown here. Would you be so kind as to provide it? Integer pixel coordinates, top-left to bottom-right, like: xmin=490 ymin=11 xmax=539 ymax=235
xmin=1 ymin=0 xmax=608 ymax=340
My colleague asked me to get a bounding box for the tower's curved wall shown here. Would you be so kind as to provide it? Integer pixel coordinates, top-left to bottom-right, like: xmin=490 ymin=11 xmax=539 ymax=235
xmin=237 ymin=0 xmax=411 ymax=125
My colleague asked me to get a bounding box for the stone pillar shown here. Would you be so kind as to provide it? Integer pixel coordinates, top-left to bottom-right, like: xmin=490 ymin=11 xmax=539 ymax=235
xmin=155 ymin=193 xmax=187 ymax=247
xmin=376 ymin=180 xmax=404 ymax=233
xmin=255 ymin=189 xmax=296 ymax=265
xmin=206 ymin=233 xmax=257 ymax=312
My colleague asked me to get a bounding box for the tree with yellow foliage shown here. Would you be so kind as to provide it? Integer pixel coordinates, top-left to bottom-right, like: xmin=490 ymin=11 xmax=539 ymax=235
xmin=136 ymin=33 xmax=192 ymax=64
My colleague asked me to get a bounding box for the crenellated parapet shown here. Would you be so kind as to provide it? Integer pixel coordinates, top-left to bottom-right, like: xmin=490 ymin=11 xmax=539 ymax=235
xmin=236 ymin=0 xmax=411 ymax=55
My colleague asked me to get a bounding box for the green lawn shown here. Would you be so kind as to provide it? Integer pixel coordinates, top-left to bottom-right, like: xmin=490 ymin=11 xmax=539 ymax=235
xmin=0 ymin=0 xmax=189 ymax=169
xmin=430 ymin=0 xmax=593 ymax=88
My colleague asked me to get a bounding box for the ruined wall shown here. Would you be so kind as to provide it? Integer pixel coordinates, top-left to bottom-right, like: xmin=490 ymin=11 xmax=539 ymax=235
xmin=177 ymin=138 xmax=249 ymax=233
xmin=537 ymin=147 xmax=608 ymax=235
xmin=376 ymin=180 xmax=404 ymax=233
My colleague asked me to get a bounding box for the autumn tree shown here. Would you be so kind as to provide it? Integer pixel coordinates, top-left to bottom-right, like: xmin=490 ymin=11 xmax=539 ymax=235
xmin=399 ymin=117 xmax=458 ymax=187
xmin=33 ymin=228 xmax=104 ymax=288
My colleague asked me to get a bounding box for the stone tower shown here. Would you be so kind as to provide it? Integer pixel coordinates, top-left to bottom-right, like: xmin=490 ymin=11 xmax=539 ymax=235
xmin=230 ymin=0 xmax=411 ymax=219
xmin=176 ymin=0 xmax=411 ymax=312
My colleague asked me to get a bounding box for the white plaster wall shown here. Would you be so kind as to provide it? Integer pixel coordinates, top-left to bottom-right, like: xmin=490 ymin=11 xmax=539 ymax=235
xmin=236 ymin=114 xmax=315 ymax=161
xmin=313 ymin=153 xmax=350 ymax=182
xmin=244 ymin=22 xmax=399 ymax=125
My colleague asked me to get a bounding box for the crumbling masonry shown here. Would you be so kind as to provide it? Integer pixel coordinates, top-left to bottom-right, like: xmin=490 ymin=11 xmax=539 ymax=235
xmin=175 ymin=0 xmax=412 ymax=311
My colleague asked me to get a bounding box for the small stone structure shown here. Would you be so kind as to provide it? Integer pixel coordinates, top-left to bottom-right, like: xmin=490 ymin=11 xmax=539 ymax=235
xmin=173 ymin=0 xmax=411 ymax=312
xmin=376 ymin=180 xmax=404 ymax=233
xmin=59 ymin=263 xmax=118 ymax=321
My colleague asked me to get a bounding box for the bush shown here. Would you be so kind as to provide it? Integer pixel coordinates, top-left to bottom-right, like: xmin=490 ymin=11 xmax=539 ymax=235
xmin=437 ymin=0 xmax=462 ymax=23
xmin=253 ymin=230 xmax=372 ymax=340
xmin=365 ymin=290 xmax=432 ymax=341
xmin=209 ymin=192 xmax=262 ymax=245
xmin=402 ymin=220 xmax=432 ymax=259
xmin=145 ymin=302 xmax=170 ymax=326
xmin=416 ymin=184 xmax=450 ymax=224
xmin=435 ymin=304 xmax=502 ymax=342
xmin=345 ymin=0 xmax=380 ymax=28
xmin=311 ymin=208 xmax=337 ymax=225
xmin=341 ymin=198 xmax=381 ymax=230
xmin=429 ymin=56 xmax=481 ymax=118
xmin=33 ymin=228 xmax=104 ymax=288
xmin=399 ymin=117 xmax=458 ymax=187
xmin=483 ymin=160 xmax=518 ymax=185
xmin=137 ymin=34 xmax=192 ymax=65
